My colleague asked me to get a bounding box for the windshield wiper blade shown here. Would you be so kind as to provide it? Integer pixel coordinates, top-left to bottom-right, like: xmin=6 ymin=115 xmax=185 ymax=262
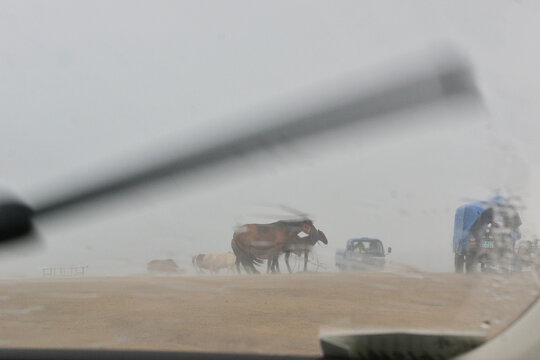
xmin=0 ymin=52 xmax=481 ymax=244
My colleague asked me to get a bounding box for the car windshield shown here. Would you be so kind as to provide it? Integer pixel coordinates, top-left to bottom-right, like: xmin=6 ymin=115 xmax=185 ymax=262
xmin=1 ymin=1 xmax=540 ymax=357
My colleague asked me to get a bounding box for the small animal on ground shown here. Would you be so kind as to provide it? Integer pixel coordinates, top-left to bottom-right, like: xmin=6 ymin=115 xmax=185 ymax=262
xmin=147 ymin=259 xmax=181 ymax=274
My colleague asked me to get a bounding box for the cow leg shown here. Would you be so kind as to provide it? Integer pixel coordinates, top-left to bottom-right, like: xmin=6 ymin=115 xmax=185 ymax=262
xmin=272 ymin=256 xmax=278 ymax=273
xmin=275 ymin=257 xmax=281 ymax=273
xmin=242 ymin=262 xmax=253 ymax=274
xmin=303 ymin=250 xmax=309 ymax=272
xmin=274 ymin=256 xmax=281 ymax=273
xmin=235 ymin=258 xmax=242 ymax=274
xmin=249 ymin=263 xmax=259 ymax=274
xmin=269 ymin=256 xmax=276 ymax=273
xmin=285 ymin=252 xmax=292 ymax=273
xmin=267 ymin=259 xmax=272 ymax=273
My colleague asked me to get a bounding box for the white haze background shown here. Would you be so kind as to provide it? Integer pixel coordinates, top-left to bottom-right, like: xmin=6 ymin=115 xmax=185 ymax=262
xmin=0 ymin=0 xmax=539 ymax=276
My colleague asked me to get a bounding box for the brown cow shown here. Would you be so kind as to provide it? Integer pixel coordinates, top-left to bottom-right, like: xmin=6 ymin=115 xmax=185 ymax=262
xmin=231 ymin=219 xmax=328 ymax=274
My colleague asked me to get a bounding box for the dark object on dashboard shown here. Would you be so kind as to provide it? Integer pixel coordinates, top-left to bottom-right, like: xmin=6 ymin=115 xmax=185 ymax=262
xmin=0 ymin=349 xmax=318 ymax=360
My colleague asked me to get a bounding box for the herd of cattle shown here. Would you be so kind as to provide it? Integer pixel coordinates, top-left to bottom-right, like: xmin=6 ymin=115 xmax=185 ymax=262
xmin=158 ymin=197 xmax=540 ymax=275
xmin=193 ymin=219 xmax=328 ymax=274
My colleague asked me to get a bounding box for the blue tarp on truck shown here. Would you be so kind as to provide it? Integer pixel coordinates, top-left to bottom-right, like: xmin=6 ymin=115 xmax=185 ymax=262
xmin=453 ymin=201 xmax=488 ymax=255
xmin=453 ymin=196 xmax=521 ymax=256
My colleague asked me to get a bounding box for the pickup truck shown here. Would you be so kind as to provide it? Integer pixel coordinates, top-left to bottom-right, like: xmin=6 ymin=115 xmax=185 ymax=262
xmin=335 ymin=238 xmax=390 ymax=271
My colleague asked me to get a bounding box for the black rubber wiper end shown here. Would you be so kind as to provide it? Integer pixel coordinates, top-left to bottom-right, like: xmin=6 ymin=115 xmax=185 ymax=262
xmin=0 ymin=200 xmax=34 ymax=243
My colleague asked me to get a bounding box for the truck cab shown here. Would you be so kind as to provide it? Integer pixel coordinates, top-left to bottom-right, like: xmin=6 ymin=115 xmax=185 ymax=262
xmin=453 ymin=196 xmax=521 ymax=273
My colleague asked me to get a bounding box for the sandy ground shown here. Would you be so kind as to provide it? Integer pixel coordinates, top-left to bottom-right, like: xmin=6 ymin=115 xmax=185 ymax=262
xmin=0 ymin=272 xmax=538 ymax=356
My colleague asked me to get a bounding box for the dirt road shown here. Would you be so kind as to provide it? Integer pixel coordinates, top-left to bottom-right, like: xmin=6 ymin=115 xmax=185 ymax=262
xmin=0 ymin=272 xmax=537 ymax=355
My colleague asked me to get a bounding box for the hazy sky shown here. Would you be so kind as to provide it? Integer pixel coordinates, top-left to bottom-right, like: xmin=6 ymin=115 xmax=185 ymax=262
xmin=1 ymin=0 xmax=540 ymax=276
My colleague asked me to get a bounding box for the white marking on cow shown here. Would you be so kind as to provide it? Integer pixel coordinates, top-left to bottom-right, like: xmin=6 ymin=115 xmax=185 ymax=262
xmin=235 ymin=225 xmax=248 ymax=234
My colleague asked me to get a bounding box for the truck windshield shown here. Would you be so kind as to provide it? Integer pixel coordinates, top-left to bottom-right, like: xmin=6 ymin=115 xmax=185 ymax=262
xmin=365 ymin=241 xmax=384 ymax=254
xmin=351 ymin=240 xmax=384 ymax=254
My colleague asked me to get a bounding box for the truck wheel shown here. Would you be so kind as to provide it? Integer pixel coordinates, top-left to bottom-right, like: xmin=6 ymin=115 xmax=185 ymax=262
xmin=465 ymin=255 xmax=477 ymax=273
xmin=455 ymin=254 xmax=465 ymax=273
xmin=480 ymin=262 xmax=488 ymax=272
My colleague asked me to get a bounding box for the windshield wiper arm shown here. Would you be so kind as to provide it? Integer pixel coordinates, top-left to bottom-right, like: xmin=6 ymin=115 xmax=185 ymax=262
xmin=0 ymin=53 xmax=481 ymax=244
